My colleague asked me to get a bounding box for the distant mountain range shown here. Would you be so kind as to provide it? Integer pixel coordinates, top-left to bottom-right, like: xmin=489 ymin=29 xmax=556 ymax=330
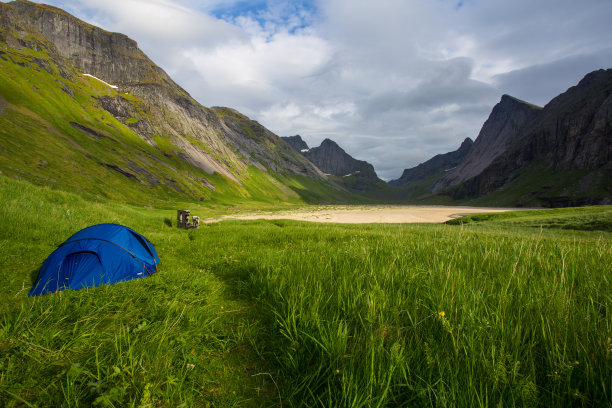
xmin=281 ymin=136 xmax=386 ymax=193
xmin=391 ymin=71 xmax=612 ymax=206
xmin=0 ymin=0 xmax=609 ymax=207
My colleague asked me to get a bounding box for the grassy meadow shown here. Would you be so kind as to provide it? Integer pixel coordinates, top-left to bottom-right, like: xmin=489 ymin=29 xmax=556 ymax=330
xmin=0 ymin=176 xmax=611 ymax=407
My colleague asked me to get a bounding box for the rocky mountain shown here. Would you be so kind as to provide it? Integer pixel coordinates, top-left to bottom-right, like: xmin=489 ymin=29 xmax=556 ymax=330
xmin=282 ymin=136 xmax=376 ymax=177
xmin=443 ymin=70 xmax=612 ymax=206
xmin=308 ymin=139 xmax=378 ymax=178
xmin=281 ymin=136 xmax=387 ymax=192
xmin=388 ymin=138 xmax=473 ymax=187
xmin=0 ymin=0 xmax=334 ymax=204
xmin=432 ymin=95 xmax=542 ymax=192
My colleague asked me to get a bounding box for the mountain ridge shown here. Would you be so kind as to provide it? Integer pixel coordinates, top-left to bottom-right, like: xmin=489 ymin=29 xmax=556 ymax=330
xmin=432 ymin=94 xmax=542 ymax=192
xmin=0 ymin=0 xmax=340 ymax=204
xmin=389 ymin=137 xmax=473 ymax=188
xmin=281 ymin=135 xmax=388 ymax=192
xmin=1 ymin=1 xmax=610 ymax=207
xmin=441 ymin=70 xmax=612 ymax=206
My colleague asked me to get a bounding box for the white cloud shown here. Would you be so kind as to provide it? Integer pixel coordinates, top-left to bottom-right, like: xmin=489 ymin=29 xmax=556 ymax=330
xmin=56 ymin=0 xmax=243 ymax=44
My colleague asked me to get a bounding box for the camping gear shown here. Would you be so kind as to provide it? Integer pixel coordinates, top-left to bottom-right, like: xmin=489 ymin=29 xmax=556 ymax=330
xmin=29 ymin=224 xmax=159 ymax=296
xmin=177 ymin=209 xmax=199 ymax=229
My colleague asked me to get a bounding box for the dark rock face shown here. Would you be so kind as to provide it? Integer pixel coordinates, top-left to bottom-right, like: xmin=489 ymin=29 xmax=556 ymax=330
xmin=519 ymin=69 xmax=612 ymax=171
xmin=303 ymin=139 xmax=378 ymax=178
xmin=389 ymin=138 xmax=473 ymax=187
xmin=282 ymin=135 xmax=309 ymax=152
xmin=282 ymin=136 xmax=384 ymax=192
xmin=282 ymin=136 xmax=379 ymax=178
xmin=433 ymin=95 xmax=541 ymax=192
xmin=451 ymin=69 xmax=612 ymax=205
xmin=6 ymin=0 xmax=178 ymax=88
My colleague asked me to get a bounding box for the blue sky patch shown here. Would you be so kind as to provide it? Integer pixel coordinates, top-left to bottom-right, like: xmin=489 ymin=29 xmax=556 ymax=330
xmin=211 ymin=0 xmax=318 ymax=34
xmin=211 ymin=1 xmax=268 ymax=20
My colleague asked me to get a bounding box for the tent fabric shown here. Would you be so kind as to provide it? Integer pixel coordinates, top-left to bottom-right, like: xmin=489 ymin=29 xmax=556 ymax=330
xmin=29 ymin=224 xmax=159 ymax=296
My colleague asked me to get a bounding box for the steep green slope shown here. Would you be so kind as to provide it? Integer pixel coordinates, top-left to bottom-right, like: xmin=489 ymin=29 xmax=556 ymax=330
xmin=0 ymin=0 xmax=353 ymax=206
xmin=0 ymin=46 xmax=299 ymax=204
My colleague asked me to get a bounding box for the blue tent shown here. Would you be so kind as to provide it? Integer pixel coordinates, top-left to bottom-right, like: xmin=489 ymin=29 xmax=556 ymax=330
xmin=29 ymin=224 xmax=159 ymax=296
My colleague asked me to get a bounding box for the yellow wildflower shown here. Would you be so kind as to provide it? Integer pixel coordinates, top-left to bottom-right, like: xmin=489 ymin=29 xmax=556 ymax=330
xmin=439 ymin=311 xmax=445 ymax=317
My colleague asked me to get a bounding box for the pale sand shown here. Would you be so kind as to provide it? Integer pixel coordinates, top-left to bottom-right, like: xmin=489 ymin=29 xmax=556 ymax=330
xmin=206 ymin=206 xmax=519 ymax=224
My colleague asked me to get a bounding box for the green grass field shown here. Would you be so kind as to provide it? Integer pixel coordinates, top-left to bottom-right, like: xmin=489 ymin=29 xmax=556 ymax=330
xmin=1 ymin=176 xmax=610 ymax=407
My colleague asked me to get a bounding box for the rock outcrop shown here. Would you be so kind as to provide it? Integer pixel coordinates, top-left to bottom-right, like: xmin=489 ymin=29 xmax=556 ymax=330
xmin=6 ymin=0 xmax=180 ymax=88
xmin=389 ymin=138 xmax=473 ymax=187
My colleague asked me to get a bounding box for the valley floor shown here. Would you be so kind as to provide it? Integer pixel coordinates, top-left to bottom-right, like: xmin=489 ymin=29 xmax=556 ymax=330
xmin=1 ymin=177 xmax=610 ymax=407
xmin=209 ymin=205 xmax=519 ymax=224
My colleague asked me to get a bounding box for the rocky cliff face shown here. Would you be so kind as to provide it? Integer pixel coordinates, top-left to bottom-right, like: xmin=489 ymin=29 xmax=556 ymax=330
xmin=389 ymin=138 xmax=473 ymax=187
xmin=6 ymin=0 xmax=179 ymax=88
xmin=281 ymin=136 xmax=385 ymax=192
xmin=0 ymin=0 xmax=324 ymax=199
xmin=451 ymin=69 xmax=612 ymax=206
xmin=305 ymin=139 xmax=378 ymax=177
xmin=432 ymin=95 xmax=541 ymax=192
xmin=518 ymin=69 xmax=612 ymax=171
xmin=213 ymin=110 xmax=324 ymax=177
xmin=282 ymin=136 xmax=378 ymax=178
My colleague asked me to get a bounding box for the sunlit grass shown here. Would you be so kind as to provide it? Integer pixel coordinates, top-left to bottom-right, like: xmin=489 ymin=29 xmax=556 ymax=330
xmin=1 ymin=176 xmax=610 ymax=406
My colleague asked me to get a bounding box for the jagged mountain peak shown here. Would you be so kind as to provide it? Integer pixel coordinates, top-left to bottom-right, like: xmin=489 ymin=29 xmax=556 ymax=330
xmin=283 ymin=136 xmax=377 ymax=177
xmin=320 ymin=138 xmax=339 ymax=147
xmin=445 ymin=68 xmax=612 ymax=206
xmin=458 ymin=137 xmax=474 ymax=150
xmin=432 ymin=93 xmax=542 ymax=192
xmin=576 ymin=68 xmax=612 ymax=87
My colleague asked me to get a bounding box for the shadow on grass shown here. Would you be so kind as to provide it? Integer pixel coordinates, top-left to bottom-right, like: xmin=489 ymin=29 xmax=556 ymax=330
xmin=207 ymin=262 xmax=257 ymax=302
xmin=30 ymin=268 xmax=40 ymax=286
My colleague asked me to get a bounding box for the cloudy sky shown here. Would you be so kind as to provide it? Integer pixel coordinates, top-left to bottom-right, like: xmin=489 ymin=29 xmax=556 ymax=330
xmin=17 ymin=0 xmax=612 ymax=180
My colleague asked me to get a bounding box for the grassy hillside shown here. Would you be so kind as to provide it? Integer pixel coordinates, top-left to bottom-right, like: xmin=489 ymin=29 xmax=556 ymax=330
xmin=0 ymin=31 xmax=359 ymax=207
xmin=1 ymin=176 xmax=610 ymax=407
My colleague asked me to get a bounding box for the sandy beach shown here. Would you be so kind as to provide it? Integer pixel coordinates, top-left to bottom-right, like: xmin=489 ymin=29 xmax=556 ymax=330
xmin=206 ymin=206 xmax=518 ymax=224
